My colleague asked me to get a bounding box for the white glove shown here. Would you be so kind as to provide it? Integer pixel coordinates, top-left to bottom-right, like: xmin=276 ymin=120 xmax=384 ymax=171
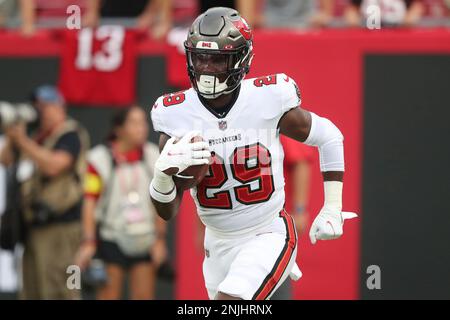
xmin=309 ymin=207 xmax=357 ymax=245
xmin=155 ymin=130 xmax=211 ymax=176
xmin=309 ymin=181 xmax=358 ymax=245
xmin=150 ymin=131 xmax=210 ymax=203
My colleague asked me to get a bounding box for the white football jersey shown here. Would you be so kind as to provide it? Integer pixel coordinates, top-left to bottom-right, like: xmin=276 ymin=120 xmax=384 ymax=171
xmin=151 ymin=73 xmax=302 ymax=233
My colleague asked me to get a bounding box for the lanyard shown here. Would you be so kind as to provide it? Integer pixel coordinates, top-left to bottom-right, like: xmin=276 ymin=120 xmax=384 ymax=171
xmin=111 ymin=145 xmax=142 ymax=203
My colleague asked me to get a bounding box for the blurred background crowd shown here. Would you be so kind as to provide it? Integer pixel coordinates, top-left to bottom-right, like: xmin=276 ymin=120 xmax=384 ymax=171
xmin=0 ymin=0 xmax=449 ymax=300
xmin=0 ymin=0 xmax=449 ymax=36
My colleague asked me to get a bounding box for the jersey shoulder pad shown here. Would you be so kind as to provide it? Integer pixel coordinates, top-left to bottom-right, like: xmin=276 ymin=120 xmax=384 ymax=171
xmin=150 ymin=89 xmax=190 ymax=135
xmin=247 ymin=73 xmax=302 ymax=118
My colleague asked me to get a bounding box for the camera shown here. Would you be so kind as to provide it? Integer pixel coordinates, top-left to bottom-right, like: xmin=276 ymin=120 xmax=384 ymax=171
xmin=0 ymin=101 xmax=38 ymax=129
xmin=30 ymin=201 xmax=55 ymax=226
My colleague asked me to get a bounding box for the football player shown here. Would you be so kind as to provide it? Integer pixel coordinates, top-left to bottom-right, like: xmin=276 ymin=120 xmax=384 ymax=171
xmin=149 ymin=7 xmax=357 ymax=300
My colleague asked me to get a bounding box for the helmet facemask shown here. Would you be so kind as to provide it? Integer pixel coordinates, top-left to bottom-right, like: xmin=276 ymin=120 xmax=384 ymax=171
xmin=185 ymin=44 xmax=253 ymax=99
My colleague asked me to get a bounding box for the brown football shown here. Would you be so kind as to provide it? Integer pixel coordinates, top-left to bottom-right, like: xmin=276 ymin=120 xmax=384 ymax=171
xmin=164 ymin=135 xmax=211 ymax=190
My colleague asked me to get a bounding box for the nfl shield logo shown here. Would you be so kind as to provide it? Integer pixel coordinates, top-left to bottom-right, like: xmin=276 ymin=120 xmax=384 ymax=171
xmin=218 ymin=120 xmax=227 ymax=131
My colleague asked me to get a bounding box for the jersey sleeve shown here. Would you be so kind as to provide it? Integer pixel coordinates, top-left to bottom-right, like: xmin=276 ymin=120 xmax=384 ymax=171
xmin=278 ymin=73 xmax=302 ymax=115
xmin=254 ymin=73 xmax=302 ymax=122
xmin=150 ymin=94 xmax=183 ymax=138
xmin=150 ymin=91 xmax=190 ymax=138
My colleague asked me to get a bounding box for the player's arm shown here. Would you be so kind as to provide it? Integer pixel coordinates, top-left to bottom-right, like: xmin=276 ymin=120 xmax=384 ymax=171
xmin=149 ymin=131 xmax=210 ymax=221
xmin=19 ymin=0 xmax=36 ymax=36
xmin=279 ymin=108 xmax=357 ymax=244
xmin=3 ymin=123 xmax=76 ymax=177
xmin=150 ymin=133 xmax=184 ymax=221
xmin=82 ymin=0 xmax=100 ymax=28
xmin=279 ymin=108 xmax=343 ymax=181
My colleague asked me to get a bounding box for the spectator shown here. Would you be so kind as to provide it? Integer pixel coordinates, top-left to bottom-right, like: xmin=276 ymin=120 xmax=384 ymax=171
xmin=0 ymin=0 xmax=16 ymax=30
xmin=198 ymin=0 xmax=237 ymax=13
xmin=12 ymin=0 xmax=86 ymax=37
xmin=75 ymin=107 xmax=167 ymax=300
xmin=83 ymin=0 xmax=172 ymax=39
xmin=425 ymin=0 xmax=450 ymax=19
xmin=9 ymin=0 xmax=89 ymax=36
xmin=0 ymin=85 xmax=90 ymax=299
xmin=0 ymin=135 xmax=19 ymax=296
xmin=239 ymin=0 xmax=335 ymax=29
xmin=198 ymin=0 xmax=259 ymax=24
xmin=18 ymin=0 xmax=35 ymax=36
xmin=344 ymin=0 xmax=424 ymax=27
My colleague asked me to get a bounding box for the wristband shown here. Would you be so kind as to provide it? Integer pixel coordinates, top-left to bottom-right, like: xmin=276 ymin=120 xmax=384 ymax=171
xmin=150 ymin=180 xmax=177 ymax=203
xmin=324 ymin=181 xmax=343 ymax=211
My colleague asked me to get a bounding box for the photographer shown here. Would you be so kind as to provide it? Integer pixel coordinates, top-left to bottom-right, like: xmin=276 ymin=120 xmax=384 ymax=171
xmin=0 ymin=85 xmax=90 ymax=299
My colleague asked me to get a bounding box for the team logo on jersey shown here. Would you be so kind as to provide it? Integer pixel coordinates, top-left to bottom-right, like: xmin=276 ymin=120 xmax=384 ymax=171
xmin=218 ymin=120 xmax=227 ymax=131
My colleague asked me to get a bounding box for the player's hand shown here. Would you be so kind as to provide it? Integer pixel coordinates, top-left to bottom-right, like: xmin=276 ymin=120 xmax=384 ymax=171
xmin=74 ymin=242 xmax=97 ymax=271
xmin=155 ymin=130 xmax=210 ymax=176
xmin=309 ymin=206 xmax=357 ymax=244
